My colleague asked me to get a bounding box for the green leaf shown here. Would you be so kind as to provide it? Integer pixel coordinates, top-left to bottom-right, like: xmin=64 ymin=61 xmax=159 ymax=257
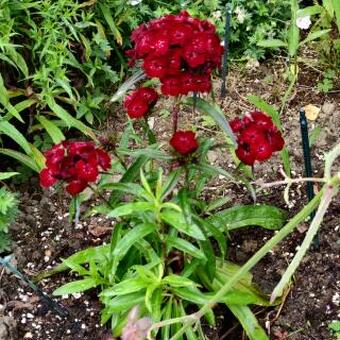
xmin=36 ymin=116 xmax=65 ymax=144
xmin=177 ymin=301 xmax=198 ymax=340
xmin=297 ymin=5 xmax=323 ymax=17
xmin=309 ymin=125 xmax=321 ymax=147
xmin=166 ymin=236 xmax=206 ymax=260
xmin=0 ymin=121 xmax=32 ymax=155
xmin=112 ymin=223 xmax=156 ymax=257
xmin=53 ymin=278 xmax=97 ymax=296
xmin=0 ymin=149 xmax=39 ymax=172
xmin=99 ymin=4 xmax=123 ymax=45
xmin=0 ymin=74 xmax=24 ymax=122
xmin=108 ymin=202 xmax=155 ymax=218
xmin=145 ymin=284 xmax=158 ymax=313
xmin=172 ymin=286 xmax=208 ymax=305
xmin=0 ymin=172 xmax=19 ymax=180
xmin=192 ymin=164 xmax=235 ymax=182
xmin=101 ymin=277 xmax=147 ymax=297
xmin=257 ymin=39 xmax=287 ymax=48
xmin=105 ymin=291 xmax=145 ymax=313
xmin=161 ymin=297 xmax=173 ymax=340
xmin=160 ymin=210 xmax=205 ymax=240
xmin=160 ymin=168 xmax=183 ymax=200
xmin=301 ymin=29 xmax=331 ymax=45
xmin=101 ymin=182 xmax=148 ymax=199
xmin=35 ymin=245 xmax=110 ymax=281
xmin=14 ymin=98 xmax=37 ymax=113
xmin=149 ymin=287 xmax=162 ymax=321
xmin=46 ymin=96 xmax=95 ymax=140
xmin=29 ymin=143 xmax=46 ymax=170
xmin=228 ymin=305 xmax=269 ymax=340
xmin=185 ymin=98 xmax=236 ymax=146
xmin=288 ymin=0 xmax=300 ymax=57
xmin=280 ymin=148 xmax=291 ymax=176
xmin=323 ymin=0 xmax=334 ymax=17
xmin=7 ymin=48 xmax=29 ymax=77
xmin=196 ymin=218 xmax=226 ymax=258
xmin=333 ymin=0 xmax=340 ymax=33
xmin=109 ymin=156 xmax=148 ymax=205
xmin=205 ymin=196 xmax=231 ymax=213
xmin=162 ymin=275 xmax=197 ymax=288
xmin=209 ymin=205 xmax=287 ymax=231
xmin=247 ymin=95 xmax=281 ymax=128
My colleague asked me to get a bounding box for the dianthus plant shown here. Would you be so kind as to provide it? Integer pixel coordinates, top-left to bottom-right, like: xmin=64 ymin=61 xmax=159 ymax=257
xmin=39 ymin=12 xmax=288 ymax=340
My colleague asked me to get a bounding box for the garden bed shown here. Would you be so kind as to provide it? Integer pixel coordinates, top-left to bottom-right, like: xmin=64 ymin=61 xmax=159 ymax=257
xmin=1 ymin=60 xmax=339 ymax=340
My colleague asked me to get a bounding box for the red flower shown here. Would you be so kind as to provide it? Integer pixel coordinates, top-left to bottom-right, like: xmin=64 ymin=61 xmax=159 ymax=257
xmin=251 ymin=111 xmax=274 ymax=130
xmin=167 ymin=49 xmax=183 ymax=75
xmin=235 ymin=145 xmax=256 ymax=166
xmin=267 ymin=129 xmax=285 ymax=152
xmin=127 ymin=97 xmax=149 ymax=119
xmin=143 ymin=55 xmax=168 ymax=78
xmin=39 ymin=168 xmax=58 ymax=188
xmin=231 ymin=111 xmax=285 ymax=165
xmin=66 ymin=180 xmax=88 ymax=196
xmin=39 ymin=141 xmax=111 ymax=195
xmin=126 ymin=12 xmax=222 ymax=97
xmin=251 ymin=137 xmax=273 ymax=161
xmin=181 ymin=74 xmax=211 ymax=94
xmin=75 ymin=160 xmax=98 ymax=182
xmin=138 ymin=88 xmax=159 ymax=106
xmin=161 ymin=77 xmax=183 ymax=96
xmin=149 ymin=32 xmax=170 ymax=56
xmin=68 ymin=141 xmax=95 ymax=158
xmin=230 ymin=118 xmax=244 ymax=133
xmin=124 ymin=87 xmax=158 ymax=119
xmin=94 ymin=149 xmax=111 ymax=170
xmin=170 ymin=130 xmax=199 ymax=155
xmin=169 ymin=22 xmax=192 ymax=45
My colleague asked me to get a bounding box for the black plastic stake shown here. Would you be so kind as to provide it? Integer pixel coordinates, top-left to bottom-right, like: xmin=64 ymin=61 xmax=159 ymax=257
xmin=299 ymin=109 xmax=318 ymax=246
xmin=0 ymin=256 xmax=70 ymax=318
xmin=220 ymin=3 xmax=232 ymax=99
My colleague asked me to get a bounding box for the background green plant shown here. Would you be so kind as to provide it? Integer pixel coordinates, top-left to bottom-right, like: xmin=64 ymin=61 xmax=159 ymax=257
xmin=0 ymin=184 xmax=19 ymax=252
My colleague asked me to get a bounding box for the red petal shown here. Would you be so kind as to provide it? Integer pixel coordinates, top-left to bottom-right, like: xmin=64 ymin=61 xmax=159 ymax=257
xmin=95 ymin=149 xmax=111 ymax=170
xmin=66 ymin=180 xmax=88 ymax=196
xmin=127 ymin=97 xmax=150 ymax=119
xmin=68 ymin=141 xmax=95 ymax=158
xmin=39 ymin=168 xmax=58 ymax=188
xmin=75 ymin=160 xmax=98 ymax=182
xmin=170 ymin=130 xmax=199 ymax=155
xmin=235 ymin=147 xmax=256 ymax=166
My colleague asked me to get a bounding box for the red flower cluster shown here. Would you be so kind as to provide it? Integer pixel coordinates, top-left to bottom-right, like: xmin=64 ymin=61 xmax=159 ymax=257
xmin=39 ymin=141 xmax=111 ymax=196
xmin=127 ymin=11 xmax=223 ymax=96
xmin=124 ymin=87 xmax=158 ymax=119
xmin=170 ymin=130 xmax=199 ymax=155
xmin=230 ymin=111 xmax=284 ymax=165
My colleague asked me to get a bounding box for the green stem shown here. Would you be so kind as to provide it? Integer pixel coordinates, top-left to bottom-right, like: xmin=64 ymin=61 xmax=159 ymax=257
xmin=170 ymin=188 xmax=323 ymax=340
xmin=271 ymin=184 xmax=336 ymax=302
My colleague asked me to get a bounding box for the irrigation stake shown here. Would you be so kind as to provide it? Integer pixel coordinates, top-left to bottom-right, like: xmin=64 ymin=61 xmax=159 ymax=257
xmin=299 ymin=108 xmax=318 ymax=247
xmin=220 ymin=3 xmax=232 ymax=99
xmin=0 ymin=255 xmax=70 ymax=318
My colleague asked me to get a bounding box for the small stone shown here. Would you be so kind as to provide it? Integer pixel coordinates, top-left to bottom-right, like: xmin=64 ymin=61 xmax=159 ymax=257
xmin=44 ymin=249 xmax=52 ymax=257
xmin=322 ymin=102 xmax=336 ymax=115
xmin=24 ymin=332 xmax=33 ymax=339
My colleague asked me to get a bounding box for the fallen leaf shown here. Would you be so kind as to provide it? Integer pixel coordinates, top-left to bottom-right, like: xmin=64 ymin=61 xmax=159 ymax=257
xmin=304 ymin=104 xmax=320 ymax=121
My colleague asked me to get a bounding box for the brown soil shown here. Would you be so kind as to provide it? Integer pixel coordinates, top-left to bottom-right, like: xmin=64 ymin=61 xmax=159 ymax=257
xmin=0 ymin=58 xmax=339 ymax=340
